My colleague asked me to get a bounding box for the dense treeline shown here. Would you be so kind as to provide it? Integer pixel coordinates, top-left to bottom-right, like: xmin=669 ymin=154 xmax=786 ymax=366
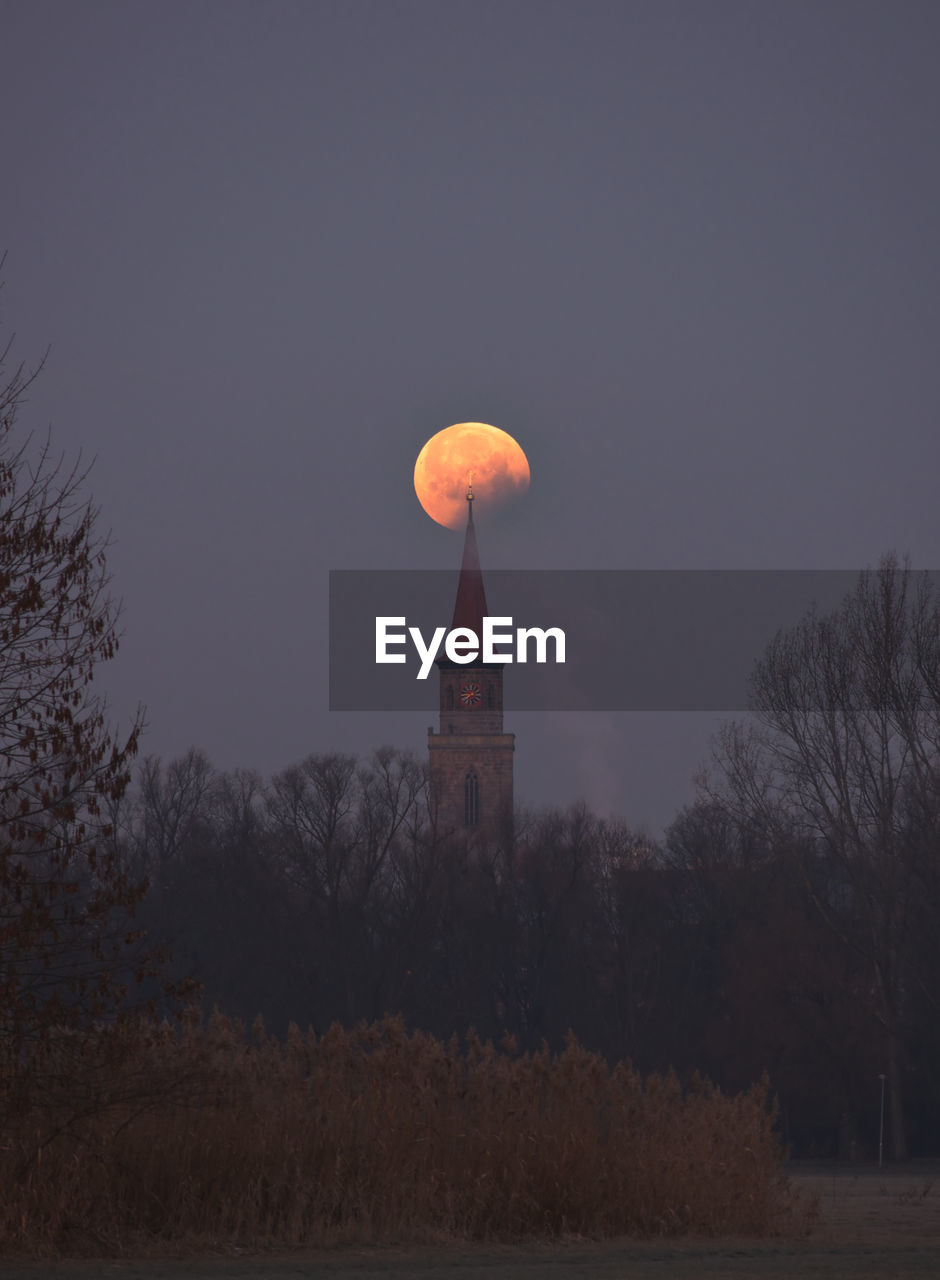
xmin=112 ymin=738 xmax=939 ymax=1160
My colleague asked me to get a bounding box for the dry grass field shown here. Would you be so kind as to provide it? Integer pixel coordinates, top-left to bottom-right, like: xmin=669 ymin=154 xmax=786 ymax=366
xmin=0 ymin=1015 xmax=809 ymax=1255
xmin=3 ymin=1017 xmax=940 ymax=1277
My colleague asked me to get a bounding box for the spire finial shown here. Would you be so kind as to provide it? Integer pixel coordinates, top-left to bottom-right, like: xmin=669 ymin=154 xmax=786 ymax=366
xmin=466 ymin=471 xmax=474 ymax=523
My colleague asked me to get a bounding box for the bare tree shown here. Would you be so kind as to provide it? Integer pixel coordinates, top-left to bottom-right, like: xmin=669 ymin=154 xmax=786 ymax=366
xmin=0 ymin=314 xmax=150 ymax=1056
xmin=710 ymin=555 xmax=940 ymax=1158
xmin=125 ymin=748 xmax=217 ymax=877
xmin=266 ymin=749 xmax=425 ymax=1024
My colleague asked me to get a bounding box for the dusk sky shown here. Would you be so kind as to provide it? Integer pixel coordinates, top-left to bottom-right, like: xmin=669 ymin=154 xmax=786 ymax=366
xmin=2 ymin=0 xmax=938 ymax=834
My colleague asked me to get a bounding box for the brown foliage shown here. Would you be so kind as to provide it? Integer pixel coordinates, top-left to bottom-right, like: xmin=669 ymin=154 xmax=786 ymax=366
xmin=0 ymin=316 xmax=185 ymax=1081
xmin=0 ymin=1013 xmax=816 ymax=1257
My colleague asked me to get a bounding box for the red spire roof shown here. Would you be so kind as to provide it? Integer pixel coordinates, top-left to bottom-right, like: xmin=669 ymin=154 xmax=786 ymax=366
xmin=450 ymin=491 xmax=488 ymax=635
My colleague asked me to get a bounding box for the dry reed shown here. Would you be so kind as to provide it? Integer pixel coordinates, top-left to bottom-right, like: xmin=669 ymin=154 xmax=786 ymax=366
xmin=0 ymin=1013 xmax=816 ymax=1256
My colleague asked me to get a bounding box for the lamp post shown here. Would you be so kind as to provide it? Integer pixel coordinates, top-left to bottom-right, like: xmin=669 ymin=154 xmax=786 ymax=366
xmin=878 ymin=1073 xmax=886 ymax=1168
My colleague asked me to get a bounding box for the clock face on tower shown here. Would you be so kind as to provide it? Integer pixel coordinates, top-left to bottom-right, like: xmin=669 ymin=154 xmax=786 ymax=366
xmin=459 ymin=681 xmax=482 ymax=707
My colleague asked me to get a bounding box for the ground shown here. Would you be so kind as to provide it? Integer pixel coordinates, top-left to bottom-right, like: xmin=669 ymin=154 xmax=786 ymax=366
xmin=4 ymin=1164 xmax=940 ymax=1279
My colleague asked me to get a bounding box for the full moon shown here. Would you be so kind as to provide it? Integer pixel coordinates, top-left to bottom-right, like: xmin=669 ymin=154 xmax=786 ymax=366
xmin=414 ymin=422 xmax=530 ymax=529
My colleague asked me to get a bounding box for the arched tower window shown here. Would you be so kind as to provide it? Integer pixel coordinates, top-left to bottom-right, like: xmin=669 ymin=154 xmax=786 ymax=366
xmin=445 ymin=685 xmax=454 ymax=710
xmin=486 ymin=681 xmax=495 ymax=709
xmin=464 ymin=770 xmax=480 ymax=826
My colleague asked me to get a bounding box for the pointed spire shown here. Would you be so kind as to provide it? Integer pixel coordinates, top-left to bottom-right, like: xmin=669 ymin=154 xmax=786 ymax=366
xmin=449 ymin=472 xmax=488 ymax=634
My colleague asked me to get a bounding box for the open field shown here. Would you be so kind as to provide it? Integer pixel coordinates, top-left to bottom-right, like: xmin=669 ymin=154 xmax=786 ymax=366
xmin=4 ymin=1165 xmax=940 ymax=1279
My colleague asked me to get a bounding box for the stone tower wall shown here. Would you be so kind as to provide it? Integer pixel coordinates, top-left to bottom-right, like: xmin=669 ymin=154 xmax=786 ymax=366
xmin=427 ymin=728 xmax=514 ymax=835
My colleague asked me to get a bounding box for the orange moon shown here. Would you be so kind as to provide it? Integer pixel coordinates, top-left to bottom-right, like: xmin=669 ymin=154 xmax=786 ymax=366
xmin=414 ymin=422 xmax=530 ymax=529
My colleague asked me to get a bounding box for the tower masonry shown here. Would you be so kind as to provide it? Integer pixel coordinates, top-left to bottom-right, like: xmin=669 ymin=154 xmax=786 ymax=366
xmin=427 ymin=482 xmax=514 ymax=838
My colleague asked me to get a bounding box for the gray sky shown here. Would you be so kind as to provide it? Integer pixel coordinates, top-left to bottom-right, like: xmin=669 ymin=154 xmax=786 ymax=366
xmin=2 ymin=0 xmax=938 ymax=834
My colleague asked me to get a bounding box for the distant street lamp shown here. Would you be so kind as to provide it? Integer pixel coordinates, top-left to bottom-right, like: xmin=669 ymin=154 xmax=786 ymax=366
xmin=878 ymin=1074 xmax=887 ymax=1168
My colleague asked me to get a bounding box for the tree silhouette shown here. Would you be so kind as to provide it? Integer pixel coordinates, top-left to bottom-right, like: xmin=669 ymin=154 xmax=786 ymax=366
xmin=0 ymin=321 xmax=150 ymax=1058
xmin=711 ymin=556 xmax=940 ymax=1158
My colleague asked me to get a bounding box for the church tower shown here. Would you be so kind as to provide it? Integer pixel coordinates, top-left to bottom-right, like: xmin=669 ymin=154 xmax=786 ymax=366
xmin=427 ymin=480 xmax=514 ymax=839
